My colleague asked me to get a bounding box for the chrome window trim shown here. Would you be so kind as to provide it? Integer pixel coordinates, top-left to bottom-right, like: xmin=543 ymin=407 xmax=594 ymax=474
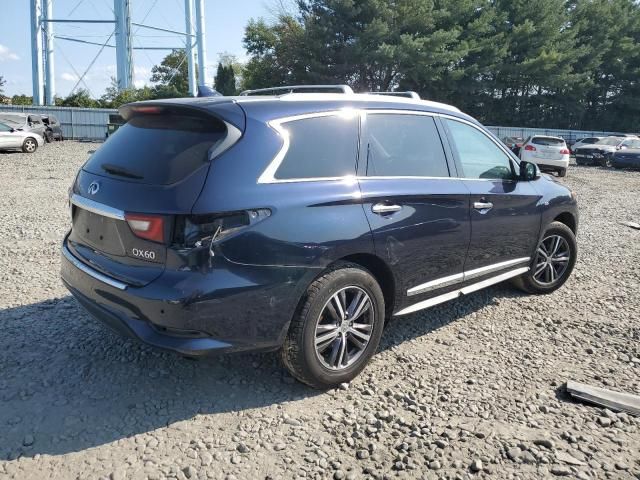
xmin=406 ymin=257 xmax=530 ymax=297
xmin=395 ymin=266 xmax=529 ymax=316
xmin=70 ymin=193 xmax=125 ymax=221
xmin=62 ymin=243 xmax=128 ymax=290
xmin=257 ymin=110 xmax=363 ymax=184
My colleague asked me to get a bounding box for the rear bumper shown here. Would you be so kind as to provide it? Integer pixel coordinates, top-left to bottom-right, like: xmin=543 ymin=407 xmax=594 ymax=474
xmin=532 ymin=158 xmax=570 ymax=170
xmin=60 ymin=239 xmax=314 ymax=356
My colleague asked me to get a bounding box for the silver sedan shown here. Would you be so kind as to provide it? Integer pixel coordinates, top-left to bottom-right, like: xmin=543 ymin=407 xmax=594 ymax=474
xmin=0 ymin=122 xmax=45 ymax=153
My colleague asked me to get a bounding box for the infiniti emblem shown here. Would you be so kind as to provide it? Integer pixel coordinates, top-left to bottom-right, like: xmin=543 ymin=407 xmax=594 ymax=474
xmin=88 ymin=181 xmax=100 ymax=195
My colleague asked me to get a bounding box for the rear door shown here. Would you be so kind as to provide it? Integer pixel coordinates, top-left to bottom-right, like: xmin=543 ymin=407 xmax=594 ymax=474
xmin=67 ymin=104 xmax=244 ymax=286
xmin=357 ymin=111 xmax=471 ymax=312
xmin=441 ymin=117 xmax=541 ymax=276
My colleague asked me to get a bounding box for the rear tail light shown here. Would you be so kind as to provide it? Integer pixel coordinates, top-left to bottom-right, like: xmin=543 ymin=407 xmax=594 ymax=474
xmin=524 ymin=145 xmax=536 ymax=151
xmin=125 ymin=213 xmax=165 ymax=243
xmin=560 ymin=148 xmax=570 ymax=155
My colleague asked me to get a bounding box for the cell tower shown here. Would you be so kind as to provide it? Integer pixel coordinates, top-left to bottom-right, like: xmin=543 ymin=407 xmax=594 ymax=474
xmin=29 ymin=0 xmax=208 ymax=105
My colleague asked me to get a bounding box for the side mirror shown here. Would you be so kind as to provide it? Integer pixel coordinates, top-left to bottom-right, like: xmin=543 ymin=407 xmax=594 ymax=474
xmin=519 ymin=160 xmax=540 ymax=181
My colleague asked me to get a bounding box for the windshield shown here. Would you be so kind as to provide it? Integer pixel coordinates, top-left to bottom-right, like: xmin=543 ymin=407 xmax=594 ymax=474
xmin=532 ymin=137 xmax=565 ymax=146
xmin=83 ymin=114 xmax=228 ymax=185
xmin=597 ymin=137 xmax=624 ymax=146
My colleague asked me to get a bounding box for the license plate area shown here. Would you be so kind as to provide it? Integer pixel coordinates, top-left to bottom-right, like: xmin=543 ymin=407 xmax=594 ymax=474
xmin=73 ymin=207 xmax=127 ymax=256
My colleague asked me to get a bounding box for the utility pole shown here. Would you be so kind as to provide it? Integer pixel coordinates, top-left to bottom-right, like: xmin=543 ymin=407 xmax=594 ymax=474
xmin=114 ymin=0 xmax=133 ymax=90
xmin=184 ymin=0 xmax=197 ymax=96
xmin=195 ymin=0 xmax=207 ymax=88
xmin=30 ymin=0 xmax=44 ymax=105
xmin=43 ymin=0 xmax=55 ymax=105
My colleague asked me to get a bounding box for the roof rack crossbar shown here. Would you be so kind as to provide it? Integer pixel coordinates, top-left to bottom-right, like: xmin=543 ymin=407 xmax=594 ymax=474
xmin=239 ymin=85 xmax=354 ymax=96
xmin=368 ymin=91 xmax=421 ymax=100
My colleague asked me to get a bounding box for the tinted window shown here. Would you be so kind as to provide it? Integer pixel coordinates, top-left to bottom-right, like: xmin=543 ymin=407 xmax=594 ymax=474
xmin=532 ymin=137 xmax=565 ymax=146
xmin=445 ymin=119 xmax=514 ymax=180
xmin=83 ymin=114 xmax=227 ymax=185
xmin=365 ymin=114 xmax=449 ymax=177
xmin=0 ymin=123 xmax=12 ymax=132
xmin=274 ymin=115 xmax=358 ymax=179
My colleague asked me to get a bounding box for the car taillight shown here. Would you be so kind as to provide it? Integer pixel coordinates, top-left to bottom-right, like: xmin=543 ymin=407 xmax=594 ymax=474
xmin=125 ymin=213 xmax=165 ymax=243
xmin=560 ymin=148 xmax=570 ymax=155
xmin=524 ymin=145 xmax=536 ymax=151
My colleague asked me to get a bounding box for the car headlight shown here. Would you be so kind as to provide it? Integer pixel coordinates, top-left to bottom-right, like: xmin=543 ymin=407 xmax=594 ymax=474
xmin=593 ymin=152 xmax=603 ymax=158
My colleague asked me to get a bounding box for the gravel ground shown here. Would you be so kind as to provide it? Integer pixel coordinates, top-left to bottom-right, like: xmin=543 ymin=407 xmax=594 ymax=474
xmin=0 ymin=141 xmax=639 ymax=480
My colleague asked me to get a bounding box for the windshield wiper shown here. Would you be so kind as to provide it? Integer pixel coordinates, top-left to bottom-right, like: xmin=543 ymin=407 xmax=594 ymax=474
xmin=101 ymin=163 xmax=143 ymax=179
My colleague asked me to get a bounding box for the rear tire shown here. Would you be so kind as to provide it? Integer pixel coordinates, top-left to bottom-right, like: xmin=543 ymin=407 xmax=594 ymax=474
xmin=44 ymin=130 xmax=54 ymax=143
xmin=558 ymin=168 xmax=567 ymax=177
xmin=601 ymin=155 xmax=613 ymax=168
xmin=281 ymin=262 xmax=385 ymax=389
xmin=22 ymin=137 xmax=38 ymax=153
xmin=513 ymin=221 xmax=577 ymax=294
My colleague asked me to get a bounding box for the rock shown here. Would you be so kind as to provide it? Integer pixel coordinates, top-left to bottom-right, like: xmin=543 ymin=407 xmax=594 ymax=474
xmin=231 ymin=455 xmax=241 ymax=464
xmin=534 ymin=439 xmax=555 ymax=450
xmin=333 ymin=471 xmax=345 ymax=480
xmin=356 ymin=449 xmax=369 ymax=460
xmin=556 ymin=451 xmax=585 ymax=466
xmin=506 ymin=447 xmax=522 ymax=461
xmin=236 ymin=443 xmax=250 ymax=453
xmin=597 ymin=417 xmax=612 ymax=427
xmin=200 ymin=452 xmax=213 ymax=466
xmin=274 ymin=443 xmax=286 ymax=451
xmin=614 ymin=462 xmax=629 ymax=471
xmin=470 ymin=459 xmax=482 ymax=472
xmin=550 ymin=466 xmax=572 ymax=476
xmin=428 ymin=460 xmax=441 ymax=470
xmin=182 ymin=466 xmax=197 ymax=479
xmin=284 ymin=418 xmax=302 ymax=427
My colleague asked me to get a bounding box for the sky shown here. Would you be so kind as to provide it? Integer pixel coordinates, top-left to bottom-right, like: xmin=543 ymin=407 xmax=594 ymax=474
xmin=0 ymin=0 xmax=278 ymax=98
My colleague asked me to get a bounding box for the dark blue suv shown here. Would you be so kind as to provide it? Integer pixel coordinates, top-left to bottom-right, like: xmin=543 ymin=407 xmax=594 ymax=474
xmin=61 ymin=87 xmax=578 ymax=388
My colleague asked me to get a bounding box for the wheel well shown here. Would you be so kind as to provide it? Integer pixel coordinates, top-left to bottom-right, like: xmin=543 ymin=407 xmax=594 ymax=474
xmin=338 ymin=253 xmax=396 ymax=316
xmin=554 ymin=212 xmax=576 ymax=233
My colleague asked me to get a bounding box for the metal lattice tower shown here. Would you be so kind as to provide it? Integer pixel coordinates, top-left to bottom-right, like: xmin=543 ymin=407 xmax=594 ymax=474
xmin=30 ymin=0 xmax=207 ymax=105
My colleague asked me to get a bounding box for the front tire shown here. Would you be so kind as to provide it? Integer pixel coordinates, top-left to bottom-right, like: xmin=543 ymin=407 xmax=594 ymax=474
xmin=22 ymin=137 xmax=38 ymax=153
xmin=514 ymin=221 xmax=577 ymax=294
xmin=281 ymin=262 xmax=385 ymax=389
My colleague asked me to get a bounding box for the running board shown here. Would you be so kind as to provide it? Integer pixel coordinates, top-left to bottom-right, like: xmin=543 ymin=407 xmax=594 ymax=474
xmin=394 ymin=267 xmax=529 ymax=316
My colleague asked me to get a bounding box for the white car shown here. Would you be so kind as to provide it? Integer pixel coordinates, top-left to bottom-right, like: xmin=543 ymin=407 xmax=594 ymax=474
xmin=519 ymin=135 xmax=570 ymax=177
xmin=0 ymin=122 xmax=45 ymax=153
xmin=571 ymin=136 xmax=603 ymax=153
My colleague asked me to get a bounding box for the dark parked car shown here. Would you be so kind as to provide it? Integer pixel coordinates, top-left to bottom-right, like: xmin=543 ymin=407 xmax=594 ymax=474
xmin=60 ymin=88 xmax=579 ymax=388
xmin=42 ymin=115 xmax=64 ymax=141
xmin=574 ymin=136 xmax=640 ymax=167
xmin=502 ymin=136 xmax=525 ymax=155
xmin=612 ymin=139 xmax=640 ymax=169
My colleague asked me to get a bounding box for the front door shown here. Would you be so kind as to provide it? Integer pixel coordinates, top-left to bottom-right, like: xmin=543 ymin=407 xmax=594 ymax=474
xmin=357 ymin=112 xmax=471 ymax=314
xmin=441 ymin=118 xmax=542 ymax=278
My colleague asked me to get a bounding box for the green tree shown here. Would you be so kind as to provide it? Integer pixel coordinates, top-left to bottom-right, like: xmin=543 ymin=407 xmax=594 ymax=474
xmin=59 ymin=89 xmax=100 ymax=108
xmin=214 ymin=62 xmax=237 ymax=95
xmin=11 ymin=94 xmax=33 ymax=105
xmin=100 ymin=77 xmax=153 ymax=108
xmin=150 ymin=49 xmax=191 ymax=96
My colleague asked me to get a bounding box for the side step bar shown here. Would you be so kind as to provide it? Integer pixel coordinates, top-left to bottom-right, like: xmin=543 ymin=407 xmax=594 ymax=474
xmin=394 ymin=267 xmax=529 ymax=316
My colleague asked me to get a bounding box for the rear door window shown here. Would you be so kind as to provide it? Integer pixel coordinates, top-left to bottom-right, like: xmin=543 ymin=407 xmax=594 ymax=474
xmin=444 ymin=119 xmax=514 ymax=180
xmin=83 ymin=114 xmax=228 ymax=185
xmin=273 ymin=114 xmax=359 ymax=180
xmin=364 ymin=114 xmax=450 ymax=177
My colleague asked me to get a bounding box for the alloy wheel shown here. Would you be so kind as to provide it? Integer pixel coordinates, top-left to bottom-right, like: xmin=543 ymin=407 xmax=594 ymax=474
xmin=533 ymin=235 xmax=571 ymax=286
xmin=314 ymin=286 xmax=374 ymax=371
xmin=25 ymin=140 xmax=36 ymax=152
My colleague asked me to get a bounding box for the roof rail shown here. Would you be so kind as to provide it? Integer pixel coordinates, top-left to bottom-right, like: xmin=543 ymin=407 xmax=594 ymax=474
xmin=239 ymin=85 xmax=354 ymax=96
xmin=367 ymin=91 xmax=421 ymax=100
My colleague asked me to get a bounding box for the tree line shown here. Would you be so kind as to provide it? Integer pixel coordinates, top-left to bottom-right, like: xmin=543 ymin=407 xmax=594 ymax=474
xmin=242 ymin=0 xmax=640 ymax=132
xmin=2 ymin=0 xmax=639 ymax=131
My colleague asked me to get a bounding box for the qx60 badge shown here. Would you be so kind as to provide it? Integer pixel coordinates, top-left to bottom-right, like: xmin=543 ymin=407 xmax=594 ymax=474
xmin=88 ymin=181 xmax=100 ymax=195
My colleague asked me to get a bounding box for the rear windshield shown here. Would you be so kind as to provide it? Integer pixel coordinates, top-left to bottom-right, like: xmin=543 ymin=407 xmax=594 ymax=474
xmin=83 ymin=114 xmax=227 ymax=185
xmin=531 ymin=137 xmax=565 ymax=146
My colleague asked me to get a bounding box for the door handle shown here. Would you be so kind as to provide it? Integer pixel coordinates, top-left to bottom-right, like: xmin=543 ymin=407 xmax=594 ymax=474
xmin=473 ymin=201 xmax=493 ymax=212
xmin=372 ymin=203 xmax=402 ymax=214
